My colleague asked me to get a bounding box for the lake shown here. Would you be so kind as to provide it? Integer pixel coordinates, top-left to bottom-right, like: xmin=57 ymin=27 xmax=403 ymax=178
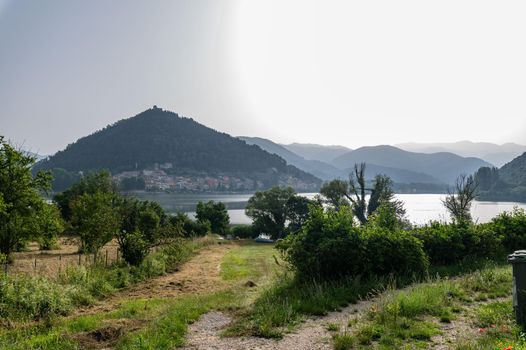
xmin=130 ymin=192 xmax=526 ymax=226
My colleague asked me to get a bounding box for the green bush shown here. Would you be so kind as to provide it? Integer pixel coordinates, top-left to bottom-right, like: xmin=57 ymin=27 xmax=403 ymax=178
xmin=363 ymin=227 xmax=428 ymax=277
xmin=230 ymin=224 xmax=257 ymax=238
xmin=413 ymin=221 xmax=503 ymax=265
xmin=490 ymin=208 xmax=526 ymax=252
xmin=120 ymin=230 xmax=149 ymax=266
xmin=278 ymin=206 xmax=366 ymax=280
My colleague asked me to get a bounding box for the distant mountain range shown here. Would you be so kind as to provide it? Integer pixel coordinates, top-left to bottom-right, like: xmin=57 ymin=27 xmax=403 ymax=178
xmin=35 ymin=107 xmax=321 ymax=192
xmin=396 ymin=141 xmax=526 ymax=167
xmin=281 ymin=143 xmax=351 ymax=163
xmin=239 ymin=137 xmax=490 ymax=187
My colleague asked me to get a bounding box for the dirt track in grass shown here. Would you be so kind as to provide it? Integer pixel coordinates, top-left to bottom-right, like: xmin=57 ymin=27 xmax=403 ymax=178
xmin=75 ymin=243 xmax=234 ymax=316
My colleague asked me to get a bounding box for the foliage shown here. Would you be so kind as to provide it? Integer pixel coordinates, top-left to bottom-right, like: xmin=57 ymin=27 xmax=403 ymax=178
xmin=278 ymin=205 xmax=427 ymax=280
xmin=119 ymin=176 xmax=146 ymax=191
xmin=443 ymin=174 xmax=478 ymax=223
xmin=319 ymin=179 xmax=349 ymax=209
xmin=195 ymin=200 xmax=230 ymax=235
xmin=245 ymin=187 xmax=297 ymax=239
xmin=169 ymin=212 xmax=210 ymax=237
xmin=491 ymin=207 xmax=526 ymax=252
xmin=53 ymin=170 xmax=116 ymax=221
xmin=474 ymin=166 xmax=499 ymax=191
xmin=230 ymin=224 xmax=258 ymax=238
xmin=413 ymin=221 xmax=504 ymax=266
xmin=362 ymin=226 xmax=428 ymax=277
xmin=119 ymin=230 xmax=149 ymax=266
xmin=34 ymin=203 xmax=64 ymax=250
xmin=48 ymin=168 xmax=81 ymax=192
xmin=71 ymin=191 xmax=120 ymax=254
xmin=320 ymin=165 xmax=406 ymax=225
xmin=285 ymin=195 xmax=317 ymax=233
xmin=0 ymin=136 xmax=52 ymax=257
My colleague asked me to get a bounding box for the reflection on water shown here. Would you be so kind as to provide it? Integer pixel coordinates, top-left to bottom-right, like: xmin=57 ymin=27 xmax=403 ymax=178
xmin=129 ymin=192 xmax=526 ymax=225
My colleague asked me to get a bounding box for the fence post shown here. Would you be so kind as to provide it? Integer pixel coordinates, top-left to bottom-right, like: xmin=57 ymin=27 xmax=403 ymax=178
xmin=78 ymin=253 xmax=81 ymax=266
xmin=105 ymin=250 xmax=108 ymax=267
xmin=34 ymin=258 xmax=37 ymax=270
xmin=59 ymin=254 xmax=62 ymax=275
xmin=3 ymin=263 xmax=7 ymax=276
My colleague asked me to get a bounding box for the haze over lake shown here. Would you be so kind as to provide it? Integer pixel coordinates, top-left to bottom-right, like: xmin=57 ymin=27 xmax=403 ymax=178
xmin=131 ymin=192 xmax=526 ymax=226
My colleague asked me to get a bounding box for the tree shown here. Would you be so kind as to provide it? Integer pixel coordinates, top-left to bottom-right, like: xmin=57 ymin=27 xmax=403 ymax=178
xmin=0 ymin=137 xmax=52 ymax=258
xmin=319 ymin=179 xmax=349 ymax=209
xmin=443 ymin=174 xmax=477 ymax=223
xmin=285 ymin=195 xmax=317 ymax=233
xmin=54 ymin=171 xmax=116 ymax=221
xmin=195 ymin=201 xmax=230 ymax=235
xmin=71 ymin=191 xmax=120 ymax=254
xmin=34 ymin=203 xmax=64 ymax=250
xmin=319 ymin=164 xmax=406 ymax=225
xmin=245 ymin=187 xmax=296 ymax=239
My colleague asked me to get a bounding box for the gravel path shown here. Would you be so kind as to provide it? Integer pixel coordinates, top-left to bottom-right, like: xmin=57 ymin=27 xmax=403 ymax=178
xmin=184 ymin=298 xmax=375 ymax=350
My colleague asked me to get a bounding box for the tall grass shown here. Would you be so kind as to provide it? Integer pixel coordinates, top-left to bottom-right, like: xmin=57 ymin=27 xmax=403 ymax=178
xmin=0 ymin=236 xmax=218 ymax=322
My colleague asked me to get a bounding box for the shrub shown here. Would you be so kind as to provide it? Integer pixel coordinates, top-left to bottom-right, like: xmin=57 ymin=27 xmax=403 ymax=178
xmin=230 ymin=224 xmax=257 ymax=238
xmin=363 ymin=227 xmax=429 ymax=277
xmin=491 ymin=208 xmax=526 ymax=252
xmin=413 ymin=221 xmax=503 ymax=266
xmin=277 ymin=206 xmax=366 ymax=280
xmin=120 ymin=230 xmax=149 ymax=266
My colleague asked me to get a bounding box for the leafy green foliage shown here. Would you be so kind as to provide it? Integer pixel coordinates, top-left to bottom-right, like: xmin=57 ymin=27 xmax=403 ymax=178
xmin=278 ymin=206 xmax=428 ymax=280
xmin=491 ymin=207 xmax=526 ymax=252
xmin=34 ymin=203 xmax=64 ymax=250
xmin=53 ymin=171 xmax=116 ymax=221
xmin=0 ymin=137 xmax=52 ymax=257
xmin=230 ymin=224 xmax=257 ymax=238
xmin=195 ymin=201 xmax=230 ymax=235
xmin=71 ymin=191 xmax=120 ymax=254
xmin=120 ymin=230 xmax=149 ymax=266
xmin=245 ymin=187 xmax=310 ymax=239
xmin=413 ymin=221 xmax=504 ymax=265
xmin=169 ymin=212 xmax=210 ymax=237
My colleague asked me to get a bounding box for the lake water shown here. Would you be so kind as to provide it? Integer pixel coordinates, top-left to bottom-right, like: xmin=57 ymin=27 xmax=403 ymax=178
xmin=130 ymin=192 xmax=526 ymax=226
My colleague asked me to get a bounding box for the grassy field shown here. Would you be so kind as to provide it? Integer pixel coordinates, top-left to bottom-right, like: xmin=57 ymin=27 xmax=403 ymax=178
xmin=329 ymin=264 xmax=520 ymax=349
xmin=0 ymin=240 xmax=280 ymax=349
xmin=0 ymin=240 xmax=519 ymax=349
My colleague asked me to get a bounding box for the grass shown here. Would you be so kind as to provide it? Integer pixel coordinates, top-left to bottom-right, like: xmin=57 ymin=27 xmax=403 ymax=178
xmin=0 ymin=240 xmax=279 ymax=349
xmin=333 ymin=264 xmax=514 ymax=349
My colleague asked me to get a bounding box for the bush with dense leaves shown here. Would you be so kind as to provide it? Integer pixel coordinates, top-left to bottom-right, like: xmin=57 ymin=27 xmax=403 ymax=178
xmin=363 ymin=226 xmax=428 ymax=277
xmin=412 ymin=221 xmax=503 ymax=265
xmin=120 ymin=230 xmax=149 ymax=266
xmin=278 ymin=206 xmax=428 ymax=280
xmin=230 ymin=224 xmax=258 ymax=238
xmin=490 ymin=208 xmax=526 ymax=252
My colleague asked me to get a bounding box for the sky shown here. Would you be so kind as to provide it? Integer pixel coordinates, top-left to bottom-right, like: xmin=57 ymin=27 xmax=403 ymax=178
xmin=0 ymin=0 xmax=525 ymax=155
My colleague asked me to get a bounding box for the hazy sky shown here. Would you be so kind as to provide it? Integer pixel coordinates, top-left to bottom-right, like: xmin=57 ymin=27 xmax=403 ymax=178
xmin=1 ymin=0 xmax=525 ymax=155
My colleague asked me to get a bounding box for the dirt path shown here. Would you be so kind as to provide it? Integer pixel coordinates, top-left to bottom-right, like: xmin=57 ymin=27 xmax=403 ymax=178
xmin=183 ymin=297 xmax=376 ymax=350
xmin=76 ymin=243 xmax=234 ymax=315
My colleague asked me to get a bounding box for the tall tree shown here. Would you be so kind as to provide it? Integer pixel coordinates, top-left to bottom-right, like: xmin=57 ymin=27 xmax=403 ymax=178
xmin=319 ymin=179 xmax=349 ymax=209
xmin=0 ymin=136 xmax=51 ymax=258
xmin=443 ymin=174 xmax=477 ymax=223
xmin=195 ymin=201 xmax=230 ymax=235
xmin=245 ymin=187 xmax=297 ymax=239
xmin=71 ymin=191 xmax=120 ymax=254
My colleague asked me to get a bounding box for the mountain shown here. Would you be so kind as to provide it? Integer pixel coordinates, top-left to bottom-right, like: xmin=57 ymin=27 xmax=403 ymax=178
xmin=476 ymin=152 xmax=526 ymax=202
xmin=35 ymin=107 xmax=321 ymax=192
xmin=239 ymin=137 xmax=444 ymax=187
xmin=238 ymin=137 xmax=346 ymax=180
xmin=396 ymin=141 xmax=526 ymax=167
xmin=332 ymin=145 xmax=491 ymax=184
xmin=282 ymin=143 xmax=351 ymax=163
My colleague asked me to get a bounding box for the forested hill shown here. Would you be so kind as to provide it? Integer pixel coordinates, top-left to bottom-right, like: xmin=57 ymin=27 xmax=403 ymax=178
xmin=35 ymin=107 xmax=321 ymax=189
xmin=476 ymin=152 xmax=526 ymax=202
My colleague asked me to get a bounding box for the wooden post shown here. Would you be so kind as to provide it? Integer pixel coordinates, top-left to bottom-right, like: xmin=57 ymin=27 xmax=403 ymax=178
xmin=59 ymin=254 xmax=62 ymax=275
xmin=34 ymin=258 xmax=37 ymax=269
xmin=3 ymin=263 xmax=7 ymax=276
xmin=105 ymin=250 xmax=108 ymax=267
xmin=78 ymin=253 xmax=81 ymax=266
